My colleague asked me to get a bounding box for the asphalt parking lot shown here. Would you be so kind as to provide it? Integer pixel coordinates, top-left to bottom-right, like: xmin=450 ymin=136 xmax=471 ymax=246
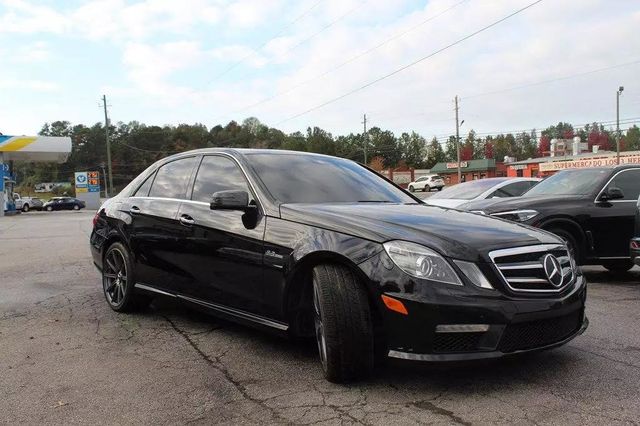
xmin=1 ymin=211 xmax=639 ymax=425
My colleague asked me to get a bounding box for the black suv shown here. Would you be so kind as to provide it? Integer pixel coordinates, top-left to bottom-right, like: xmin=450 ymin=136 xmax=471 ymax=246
xmin=90 ymin=149 xmax=587 ymax=382
xmin=465 ymin=165 xmax=640 ymax=272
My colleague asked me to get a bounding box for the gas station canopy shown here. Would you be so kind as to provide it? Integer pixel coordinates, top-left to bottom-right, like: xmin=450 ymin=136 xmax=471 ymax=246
xmin=0 ymin=135 xmax=72 ymax=163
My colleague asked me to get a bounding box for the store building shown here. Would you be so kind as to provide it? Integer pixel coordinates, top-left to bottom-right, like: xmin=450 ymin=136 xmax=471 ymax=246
xmin=506 ymin=150 xmax=640 ymax=178
xmin=430 ymin=159 xmax=506 ymax=185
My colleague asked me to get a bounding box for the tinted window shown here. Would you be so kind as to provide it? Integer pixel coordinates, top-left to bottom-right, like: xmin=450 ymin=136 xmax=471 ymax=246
xmin=430 ymin=178 xmax=509 ymax=200
xmin=192 ymin=156 xmax=251 ymax=203
xmin=247 ymin=153 xmax=415 ymax=204
xmin=525 ymin=168 xmax=610 ymax=197
xmin=148 ymin=156 xmax=197 ymax=199
xmin=133 ymin=172 xmax=155 ymax=197
xmin=606 ymin=169 xmax=640 ymax=200
xmin=490 ymin=181 xmax=536 ymax=198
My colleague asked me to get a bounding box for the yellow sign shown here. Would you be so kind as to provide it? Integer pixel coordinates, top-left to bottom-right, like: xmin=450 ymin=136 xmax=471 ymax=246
xmin=76 ymin=187 xmax=88 ymax=193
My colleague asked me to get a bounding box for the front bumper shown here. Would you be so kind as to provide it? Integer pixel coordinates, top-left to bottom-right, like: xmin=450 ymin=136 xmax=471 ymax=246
xmin=359 ymin=251 xmax=588 ymax=362
xmin=631 ymin=238 xmax=640 ymax=266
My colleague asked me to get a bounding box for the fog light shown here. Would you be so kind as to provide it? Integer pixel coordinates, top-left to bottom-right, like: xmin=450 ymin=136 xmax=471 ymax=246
xmin=435 ymin=324 xmax=490 ymax=333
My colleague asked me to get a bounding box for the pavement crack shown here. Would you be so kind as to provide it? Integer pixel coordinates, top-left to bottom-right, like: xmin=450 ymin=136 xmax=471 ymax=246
xmin=162 ymin=315 xmax=292 ymax=424
xmin=411 ymin=400 xmax=472 ymax=426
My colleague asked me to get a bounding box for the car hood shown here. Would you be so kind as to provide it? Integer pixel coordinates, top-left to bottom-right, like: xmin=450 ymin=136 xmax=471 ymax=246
xmin=477 ymin=194 xmax=586 ymax=214
xmin=423 ymin=198 xmax=467 ymax=208
xmin=279 ymin=203 xmax=560 ymax=262
xmin=456 ymin=197 xmax=517 ymax=211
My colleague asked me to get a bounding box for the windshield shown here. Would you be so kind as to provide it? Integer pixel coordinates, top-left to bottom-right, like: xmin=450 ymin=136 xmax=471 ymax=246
xmin=247 ymin=153 xmax=416 ymax=204
xmin=429 ymin=178 xmax=509 ymax=200
xmin=524 ymin=168 xmax=610 ymax=196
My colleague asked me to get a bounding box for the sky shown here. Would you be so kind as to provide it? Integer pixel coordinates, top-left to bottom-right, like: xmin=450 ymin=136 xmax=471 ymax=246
xmin=1 ymin=0 xmax=640 ymax=142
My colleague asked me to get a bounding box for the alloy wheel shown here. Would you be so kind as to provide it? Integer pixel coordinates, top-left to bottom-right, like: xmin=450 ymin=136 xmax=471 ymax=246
xmin=313 ymin=282 xmax=328 ymax=371
xmin=103 ymin=249 xmax=127 ymax=307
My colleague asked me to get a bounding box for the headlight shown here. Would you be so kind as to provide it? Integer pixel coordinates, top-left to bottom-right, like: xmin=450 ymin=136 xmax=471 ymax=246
xmin=490 ymin=209 xmax=539 ymax=222
xmin=383 ymin=241 xmax=462 ymax=285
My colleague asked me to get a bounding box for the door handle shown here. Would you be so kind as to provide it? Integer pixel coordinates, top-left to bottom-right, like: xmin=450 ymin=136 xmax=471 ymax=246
xmin=179 ymin=215 xmax=195 ymax=226
xmin=129 ymin=206 xmax=141 ymax=215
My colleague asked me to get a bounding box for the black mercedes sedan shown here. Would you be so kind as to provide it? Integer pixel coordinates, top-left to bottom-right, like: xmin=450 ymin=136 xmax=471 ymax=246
xmin=90 ymin=149 xmax=587 ymax=382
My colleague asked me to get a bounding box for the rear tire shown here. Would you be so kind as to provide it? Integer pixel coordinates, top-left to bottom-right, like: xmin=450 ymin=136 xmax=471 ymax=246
xmin=437 ymin=187 xmax=443 ymax=191
xmin=408 ymin=186 xmax=414 ymax=192
xmin=602 ymin=260 xmax=633 ymax=273
xmin=312 ymin=264 xmax=374 ymax=383
xmin=102 ymin=242 xmax=150 ymax=312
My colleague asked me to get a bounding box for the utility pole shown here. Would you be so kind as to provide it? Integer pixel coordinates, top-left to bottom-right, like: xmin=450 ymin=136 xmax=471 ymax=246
xmin=102 ymin=95 xmax=113 ymax=195
xmin=454 ymin=95 xmax=461 ymax=183
xmin=616 ymin=86 xmax=624 ymax=165
xmin=362 ymin=113 xmax=368 ymax=165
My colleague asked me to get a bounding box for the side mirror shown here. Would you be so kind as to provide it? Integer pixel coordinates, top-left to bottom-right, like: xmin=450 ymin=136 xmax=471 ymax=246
xmin=600 ymin=187 xmax=625 ymax=202
xmin=210 ymin=190 xmax=253 ymax=211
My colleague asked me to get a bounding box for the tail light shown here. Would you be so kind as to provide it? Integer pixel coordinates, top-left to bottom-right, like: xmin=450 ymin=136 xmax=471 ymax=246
xmin=631 ymin=240 xmax=640 ymax=250
xmin=92 ymin=211 xmax=100 ymax=227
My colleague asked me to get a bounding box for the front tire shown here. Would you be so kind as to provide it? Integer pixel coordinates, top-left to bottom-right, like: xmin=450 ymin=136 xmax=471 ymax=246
xmin=22 ymin=204 xmax=29 ymax=212
xmin=73 ymin=205 xmax=80 ymax=210
xmin=102 ymin=242 xmax=149 ymax=312
xmin=312 ymin=264 xmax=374 ymax=383
xmin=46 ymin=206 xmax=53 ymax=212
xmin=547 ymin=228 xmax=580 ymax=263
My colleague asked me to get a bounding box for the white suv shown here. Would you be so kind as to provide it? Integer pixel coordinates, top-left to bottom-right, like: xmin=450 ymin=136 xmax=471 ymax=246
xmin=408 ymin=175 xmax=445 ymax=192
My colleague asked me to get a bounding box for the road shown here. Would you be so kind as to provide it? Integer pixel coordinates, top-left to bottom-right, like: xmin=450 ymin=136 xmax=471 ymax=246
xmin=1 ymin=212 xmax=639 ymax=425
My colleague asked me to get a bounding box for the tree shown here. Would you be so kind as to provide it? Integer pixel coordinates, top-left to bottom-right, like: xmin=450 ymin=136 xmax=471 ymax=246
xmin=426 ymin=137 xmax=446 ymax=168
xmin=624 ymin=125 xmax=640 ymax=151
xmin=400 ymin=132 xmax=427 ymax=169
xmin=484 ymin=140 xmax=494 ymax=159
xmin=368 ymin=127 xmax=400 ymax=168
xmin=306 ymin=126 xmax=336 ymax=155
xmin=538 ymin=135 xmax=551 ymax=157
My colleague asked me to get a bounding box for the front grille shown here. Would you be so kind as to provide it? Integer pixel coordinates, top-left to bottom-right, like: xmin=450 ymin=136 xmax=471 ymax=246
xmin=433 ymin=333 xmax=482 ymax=353
xmin=498 ymin=311 xmax=581 ymax=352
xmin=489 ymin=244 xmax=576 ymax=293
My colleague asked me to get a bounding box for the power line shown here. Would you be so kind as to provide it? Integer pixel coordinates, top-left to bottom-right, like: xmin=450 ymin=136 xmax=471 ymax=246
xmin=227 ymin=1 xmax=366 ymax=87
xmin=210 ymin=0 xmax=323 ymax=81
xmin=276 ymin=0 xmax=544 ymax=125
xmin=231 ymin=0 xmax=468 ymax=115
xmin=463 ymin=59 xmax=640 ymax=101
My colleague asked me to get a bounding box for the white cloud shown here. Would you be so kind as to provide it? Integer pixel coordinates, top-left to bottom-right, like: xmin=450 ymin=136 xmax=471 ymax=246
xmin=0 ymin=78 xmax=59 ymax=91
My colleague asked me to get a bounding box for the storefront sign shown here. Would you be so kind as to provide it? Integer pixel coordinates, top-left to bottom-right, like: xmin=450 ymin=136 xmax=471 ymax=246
xmin=510 ymin=164 xmax=528 ymax=170
xmin=446 ymin=161 xmax=468 ymax=169
xmin=539 ymin=155 xmax=640 ymax=172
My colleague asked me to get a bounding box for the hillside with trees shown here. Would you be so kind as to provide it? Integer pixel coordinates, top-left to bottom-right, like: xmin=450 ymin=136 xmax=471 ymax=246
xmin=15 ymin=118 xmax=640 ymax=193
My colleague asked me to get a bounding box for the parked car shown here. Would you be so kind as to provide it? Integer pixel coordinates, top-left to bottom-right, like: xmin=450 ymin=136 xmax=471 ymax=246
xmin=408 ymin=175 xmax=445 ymax=192
xmin=43 ymin=197 xmax=86 ymax=211
xmin=631 ymin=195 xmax=640 ymax=267
xmin=13 ymin=194 xmax=44 ymax=212
xmin=91 ymin=149 xmax=587 ymax=383
xmin=425 ymin=177 xmax=541 ymax=209
xmin=477 ymin=165 xmax=640 ymax=272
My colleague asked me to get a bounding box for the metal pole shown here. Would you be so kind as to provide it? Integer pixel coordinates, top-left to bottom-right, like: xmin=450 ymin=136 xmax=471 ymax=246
xmin=0 ymin=152 xmax=5 ymax=217
xmin=362 ymin=113 xmax=368 ymax=164
xmin=616 ymin=89 xmax=620 ymax=165
xmin=100 ymin=163 xmax=109 ymax=198
xmin=102 ymin=95 xmax=114 ymax=194
xmin=455 ymin=96 xmax=461 ymax=183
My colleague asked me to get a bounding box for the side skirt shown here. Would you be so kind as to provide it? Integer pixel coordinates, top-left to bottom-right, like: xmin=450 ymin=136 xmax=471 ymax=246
xmin=133 ymin=283 xmax=289 ymax=332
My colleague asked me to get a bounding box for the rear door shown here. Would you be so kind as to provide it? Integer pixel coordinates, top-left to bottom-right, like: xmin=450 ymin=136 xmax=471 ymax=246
xmin=590 ymin=168 xmax=640 ymax=257
xmin=124 ymin=156 xmax=199 ymax=292
xmin=174 ymin=155 xmax=267 ymax=315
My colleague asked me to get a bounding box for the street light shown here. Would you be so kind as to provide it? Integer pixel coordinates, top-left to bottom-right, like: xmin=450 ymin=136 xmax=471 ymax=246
xmin=617 ymin=86 xmax=624 ymax=164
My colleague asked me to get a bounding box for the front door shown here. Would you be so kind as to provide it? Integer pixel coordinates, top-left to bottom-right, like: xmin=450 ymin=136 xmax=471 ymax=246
xmin=125 ymin=156 xmax=199 ymax=293
xmin=589 ymin=168 xmax=640 ymax=258
xmin=174 ymin=155 xmax=267 ymax=315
